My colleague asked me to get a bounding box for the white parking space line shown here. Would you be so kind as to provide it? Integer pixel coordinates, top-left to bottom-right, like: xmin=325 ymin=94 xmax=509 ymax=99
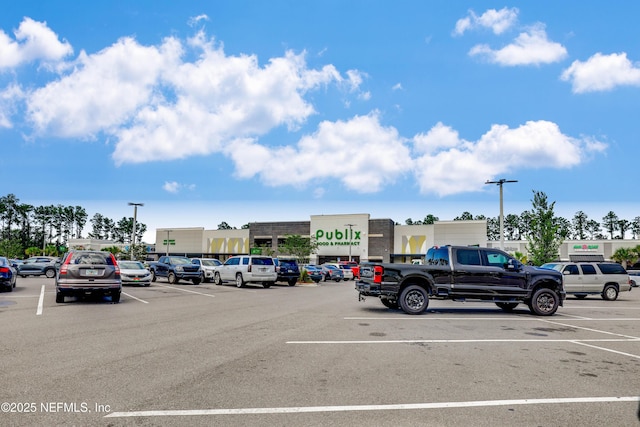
xmin=539 ymin=319 xmax=640 ymax=340
xmin=287 ymin=338 xmax=639 ymax=344
xmin=572 ymin=341 xmax=640 ymax=360
xmin=122 ymin=292 xmax=149 ymax=304
xmin=36 ymin=284 xmax=45 ymax=315
xmin=105 ymin=396 xmax=640 ymax=418
xmin=155 ymin=284 xmax=217 ymax=297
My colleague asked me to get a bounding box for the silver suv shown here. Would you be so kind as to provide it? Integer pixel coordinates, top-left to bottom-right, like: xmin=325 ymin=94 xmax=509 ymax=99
xmin=55 ymin=250 xmax=122 ymax=303
xmin=541 ymin=262 xmax=631 ymax=300
xmin=214 ymin=256 xmax=277 ymax=288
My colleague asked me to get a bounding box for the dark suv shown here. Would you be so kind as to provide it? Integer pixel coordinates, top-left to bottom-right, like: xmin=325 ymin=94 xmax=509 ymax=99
xmin=275 ymin=258 xmax=300 ymax=286
xmin=55 ymin=250 xmax=122 ymax=303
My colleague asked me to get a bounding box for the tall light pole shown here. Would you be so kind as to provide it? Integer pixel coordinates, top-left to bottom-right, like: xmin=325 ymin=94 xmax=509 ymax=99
xmin=485 ymin=179 xmax=517 ymax=251
xmin=345 ymin=224 xmax=355 ymax=261
xmin=165 ymin=229 xmax=173 ymax=256
xmin=128 ymin=203 xmax=144 ymax=260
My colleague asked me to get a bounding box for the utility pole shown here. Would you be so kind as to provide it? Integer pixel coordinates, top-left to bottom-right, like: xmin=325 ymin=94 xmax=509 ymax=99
xmin=485 ymin=179 xmax=518 ymax=250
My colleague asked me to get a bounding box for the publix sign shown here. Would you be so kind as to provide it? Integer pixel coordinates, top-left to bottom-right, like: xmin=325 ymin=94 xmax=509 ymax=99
xmin=314 ymin=228 xmax=361 ymax=246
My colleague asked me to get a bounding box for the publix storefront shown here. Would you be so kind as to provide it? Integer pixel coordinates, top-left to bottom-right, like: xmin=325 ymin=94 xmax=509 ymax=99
xmin=309 ymin=214 xmax=372 ymax=264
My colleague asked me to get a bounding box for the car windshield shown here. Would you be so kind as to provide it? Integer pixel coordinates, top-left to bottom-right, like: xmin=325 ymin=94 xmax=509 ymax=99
xmin=201 ymin=259 xmax=220 ymax=266
xmin=170 ymin=257 xmax=191 ymax=265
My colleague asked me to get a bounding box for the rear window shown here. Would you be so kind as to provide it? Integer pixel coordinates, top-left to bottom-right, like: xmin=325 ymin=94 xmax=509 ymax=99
xmin=426 ymin=247 xmax=449 ymax=266
xmin=251 ymin=257 xmax=274 ymax=266
xmin=70 ymin=252 xmax=114 ymax=265
xmin=597 ymin=263 xmax=627 ymax=274
xmin=279 ymin=260 xmax=297 ymax=268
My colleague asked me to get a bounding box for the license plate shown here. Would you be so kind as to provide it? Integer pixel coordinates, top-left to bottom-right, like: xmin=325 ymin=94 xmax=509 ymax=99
xmin=85 ymin=269 xmax=100 ymax=276
xmin=259 ymin=267 xmax=267 ymax=272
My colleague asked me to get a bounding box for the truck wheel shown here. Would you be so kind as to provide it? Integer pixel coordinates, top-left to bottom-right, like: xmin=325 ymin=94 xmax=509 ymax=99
xmin=288 ymin=278 xmax=297 ymax=286
xmin=192 ymin=277 xmax=201 ymax=285
xmin=45 ymin=268 xmax=56 ymax=278
xmin=235 ymin=273 xmax=245 ymax=288
xmin=214 ymin=272 xmax=222 ymax=285
xmin=399 ymin=285 xmax=429 ymax=314
xmin=496 ymin=302 xmax=518 ymax=312
xmin=381 ymin=299 xmax=398 ymax=309
xmin=168 ymin=272 xmax=177 ymax=284
xmin=602 ymin=284 xmax=618 ymax=301
xmin=528 ymin=288 xmax=559 ymax=316
xmin=151 ymin=270 xmax=157 ymax=282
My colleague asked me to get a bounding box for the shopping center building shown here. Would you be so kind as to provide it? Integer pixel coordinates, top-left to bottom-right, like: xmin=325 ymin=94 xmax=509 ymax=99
xmin=146 ymin=212 xmax=640 ymax=263
xmin=152 ymin=213 xmax=487 ymax=263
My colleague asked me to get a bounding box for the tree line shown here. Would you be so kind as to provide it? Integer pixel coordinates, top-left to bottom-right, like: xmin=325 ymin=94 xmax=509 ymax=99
xmin=405 ymin=202 xmax=640 ymax=240
xmin=0 ymin=194 xmax=147 ymax=259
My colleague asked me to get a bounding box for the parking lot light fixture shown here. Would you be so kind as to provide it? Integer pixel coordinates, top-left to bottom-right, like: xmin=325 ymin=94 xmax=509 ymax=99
xmin=128 ymin=203 xmax=144 ymax=260
xmin=345 ymin=224 xmax=355 ymax=261
xmin=485 ymin=179 xmax=517 ymax=251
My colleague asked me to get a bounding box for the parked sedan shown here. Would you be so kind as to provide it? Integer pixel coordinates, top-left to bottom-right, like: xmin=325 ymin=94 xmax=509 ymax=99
xmin=18 ymin=256 xmax=59 ymax=278
xmin=321 ymin=264 xmax=344 ymax=282
xmin=0 ymin=257 xmax=17 ymax=292
xmin=118 ymin=260 xmax=152 ymax=287
xmin=301 ymin=264 xmax=323 ymax=283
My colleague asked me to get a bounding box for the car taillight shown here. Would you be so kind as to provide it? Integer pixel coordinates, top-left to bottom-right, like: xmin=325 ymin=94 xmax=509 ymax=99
xmin=373 ymin=265 xmax=383 ymax=284
xmin=248 ymin=264 xmax=252 ymax=272
xmin=0 ymin=267 xmax=9 ymax=274
xmin=110 ymin=254 xmax=120 ymax=275
xmin=59 ymin=256 xmax=71 ymax=276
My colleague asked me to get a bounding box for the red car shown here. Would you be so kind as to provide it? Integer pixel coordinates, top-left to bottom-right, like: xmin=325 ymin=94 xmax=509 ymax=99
xmin=339 ymin=261 xmax=360 ymax=279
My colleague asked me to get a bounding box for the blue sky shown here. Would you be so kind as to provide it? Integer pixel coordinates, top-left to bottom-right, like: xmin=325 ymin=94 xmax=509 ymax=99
xmin=1 ymin=1 xmax=639 ymax=243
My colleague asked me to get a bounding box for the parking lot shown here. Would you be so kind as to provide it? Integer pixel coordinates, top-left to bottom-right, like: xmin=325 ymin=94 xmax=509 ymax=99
xmin=1 ymin=276 xmax=639 ymax=426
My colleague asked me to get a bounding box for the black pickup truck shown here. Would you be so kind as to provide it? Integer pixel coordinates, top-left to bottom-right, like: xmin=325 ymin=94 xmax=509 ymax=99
xmin=356 ymin=245 xmax=565 ymax=316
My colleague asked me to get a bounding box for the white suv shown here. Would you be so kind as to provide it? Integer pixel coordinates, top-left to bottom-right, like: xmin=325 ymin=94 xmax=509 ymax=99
xmin=541 ymin=262 xmax=631 ymax=300
xmin=214 ymin=256 xmax=277 ymax=288
xmin=191 ymin=258 xmax=222 ymax=283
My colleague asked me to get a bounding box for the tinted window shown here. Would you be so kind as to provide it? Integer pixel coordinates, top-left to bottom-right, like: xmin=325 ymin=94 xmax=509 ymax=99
xmin=426 ymin=247 xmax=449 ymax=266
xmin=580 ymin=264 xmax=597 ymax=275
xmin=225 ymin=258 xmax=239 ymax=266
xmin=597 ymin=263 xmax=626 ymax=274
xmin=252 ymin=257 xmax=274 ymax=266
xmin=563 ymin=265 xmax=579 ymax=275
xmin=242 ymin=257 xmax=249 ymax=265
xmin=280 ymin=260 xmax=297 ymax=268
xmin=456 ymin=249 xmax=481 ymax=266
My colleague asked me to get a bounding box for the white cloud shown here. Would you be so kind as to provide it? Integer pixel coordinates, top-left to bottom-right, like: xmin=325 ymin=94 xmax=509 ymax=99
xmin=26 ymin=36 xmax=183 ymax=137
xmin=188 ymin=14 xmax=210 ymax=27
xmin=561 ymin=52 xmax=640 ymax=93
xmin=392 ymin=83 xmax=403 ymax=91
xmin=224 ymin=112 xmax=412 ymax=193
xmin=469 ymin=25 xmax=567 ymax=66
xmin=453 ymin=8 xmax=519 ymax=36
xmin=162 ymin=181 xmax=195 ymax=193
xmin=163 ymin=181 xmax=180 ymax=193
xmin=412 ymin=120 xmax=606 ymax=196
xmin=0 ymin=84 xmax=24 ymax=128
xmin=0 ymin=17 xmax=73 ymax=69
